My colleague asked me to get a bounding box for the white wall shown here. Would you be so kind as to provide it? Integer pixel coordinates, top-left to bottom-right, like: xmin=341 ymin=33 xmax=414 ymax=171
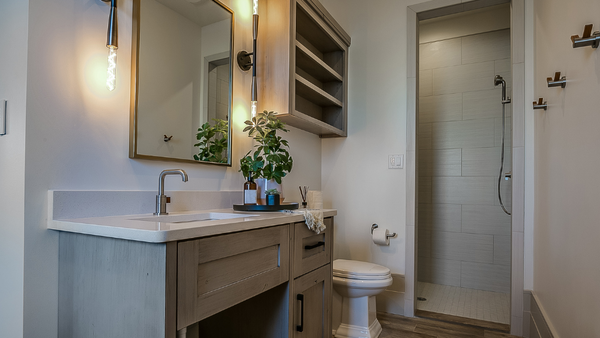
xmin=320 ymin=0 xmax=409 ymax=275
xmin=0 ymin=1 xmax=28 ymax=337
xmin=533 ymin=0 xmax=600 ymax=336
xmin=20 ymin=0 xmax=321 ymax=337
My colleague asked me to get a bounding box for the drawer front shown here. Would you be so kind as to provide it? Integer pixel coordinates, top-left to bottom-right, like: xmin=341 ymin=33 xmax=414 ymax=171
xmin=177 ymin=225 xmax=289 ymax=329
xmin=293 ymin=217 xmax=332 ymax=279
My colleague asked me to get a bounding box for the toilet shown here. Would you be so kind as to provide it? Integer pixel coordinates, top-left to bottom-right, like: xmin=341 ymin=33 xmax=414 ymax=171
xmin=333 ymin=259 xmax=393 ymax=338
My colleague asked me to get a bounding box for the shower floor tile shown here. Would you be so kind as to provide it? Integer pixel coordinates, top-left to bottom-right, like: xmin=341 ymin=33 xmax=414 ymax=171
xmin=416 ymin=282 xmax=510 ymax=324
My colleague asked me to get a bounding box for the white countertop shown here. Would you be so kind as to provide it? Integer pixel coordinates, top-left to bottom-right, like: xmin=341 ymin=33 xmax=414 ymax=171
xmin=48 ymin=208 xmax=337 ymax=243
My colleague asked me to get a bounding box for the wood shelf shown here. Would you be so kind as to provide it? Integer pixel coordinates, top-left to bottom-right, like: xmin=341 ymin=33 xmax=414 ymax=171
xmin=295 ymin=41 xmax=343 ymax=82
xmin=295 ymin=75 xmax=342 ymax=107
xmin=276 ymin=111 xmax=345 ymax=137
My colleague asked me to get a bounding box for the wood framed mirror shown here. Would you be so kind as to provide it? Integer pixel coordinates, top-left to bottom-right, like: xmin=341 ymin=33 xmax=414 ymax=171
xmin=130 ymin=0 xmax=234 ymax=166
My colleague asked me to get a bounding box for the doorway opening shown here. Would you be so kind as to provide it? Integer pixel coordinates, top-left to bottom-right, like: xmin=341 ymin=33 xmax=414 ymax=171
xmin=415 ymin=2 xmax=512 ymax=332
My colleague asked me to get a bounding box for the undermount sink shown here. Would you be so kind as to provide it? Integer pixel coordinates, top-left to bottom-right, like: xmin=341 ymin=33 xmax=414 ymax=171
xmin=133 ymin=212 xmax=258 ymax=224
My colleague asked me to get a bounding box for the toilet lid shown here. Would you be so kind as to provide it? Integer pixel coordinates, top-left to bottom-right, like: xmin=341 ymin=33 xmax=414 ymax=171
xmin=333 ymin=259 xmax=391 ymax=280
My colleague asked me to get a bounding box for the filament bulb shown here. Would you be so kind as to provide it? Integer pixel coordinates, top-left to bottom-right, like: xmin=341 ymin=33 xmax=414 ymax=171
xmin=253 ymin=0 xmax=258 ymax=15
xmin=251 ymin=101 xmax=257 ymax=117
xmin=106 ymin=46 xmax=117 ymax=91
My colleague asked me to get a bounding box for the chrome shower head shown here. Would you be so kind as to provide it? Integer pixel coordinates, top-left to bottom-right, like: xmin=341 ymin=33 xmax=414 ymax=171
xmin=494 ymin=75 xmax=505 ymax=87
xmin=494 ymin=75 xmax=511 ymax=104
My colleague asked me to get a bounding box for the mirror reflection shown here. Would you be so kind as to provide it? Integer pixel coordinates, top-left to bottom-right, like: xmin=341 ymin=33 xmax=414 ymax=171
xmin=130 ymin=0 xmax=233 ymax=165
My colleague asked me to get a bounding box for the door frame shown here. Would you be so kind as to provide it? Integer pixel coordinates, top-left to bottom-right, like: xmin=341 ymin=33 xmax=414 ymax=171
xmin=404 ymin=0 xmax=527 ymax=336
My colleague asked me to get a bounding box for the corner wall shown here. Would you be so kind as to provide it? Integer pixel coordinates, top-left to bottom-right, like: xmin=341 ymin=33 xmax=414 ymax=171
xmin=0 ymin=1 xmax=28 ymax=337
xmin=533 ymin=0 xmax=600 ymax=337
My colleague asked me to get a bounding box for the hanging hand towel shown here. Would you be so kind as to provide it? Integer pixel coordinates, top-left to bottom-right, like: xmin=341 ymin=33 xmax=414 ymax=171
xmin=284 ymin=209 xmax=326 ymax=234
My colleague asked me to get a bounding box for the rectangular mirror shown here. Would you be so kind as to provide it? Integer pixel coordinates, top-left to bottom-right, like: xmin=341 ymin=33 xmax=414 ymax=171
xmin=130 ymin=0 xmax=234 ymax=165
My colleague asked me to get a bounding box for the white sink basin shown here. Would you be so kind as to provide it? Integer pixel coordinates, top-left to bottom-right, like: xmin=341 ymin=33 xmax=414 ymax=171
xmin=133 ymin=212 xmax=258 ymax=224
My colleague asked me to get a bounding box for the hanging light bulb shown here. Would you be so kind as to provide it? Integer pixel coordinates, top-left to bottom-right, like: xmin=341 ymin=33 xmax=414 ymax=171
xmin=251 ymin=100 xmax=258 ymax=117
xmin=103 ymin=0 xmax=118 ymax=91
xmin=107 ymin=46 xmax=117 ymax=91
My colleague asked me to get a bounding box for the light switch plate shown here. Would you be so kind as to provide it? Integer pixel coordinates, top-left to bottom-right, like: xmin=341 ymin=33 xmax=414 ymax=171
xmin=388 ymin=154 xmax=404 ymax=169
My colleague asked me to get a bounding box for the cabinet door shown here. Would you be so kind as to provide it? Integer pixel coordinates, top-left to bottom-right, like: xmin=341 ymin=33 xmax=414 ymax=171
xmin=177 ymin=225 xmax=290 ymax=330
xmin=292 ymin=264 xmax=332 ymax=338
xmin=293 ymin=217 xmax=332 ymax=278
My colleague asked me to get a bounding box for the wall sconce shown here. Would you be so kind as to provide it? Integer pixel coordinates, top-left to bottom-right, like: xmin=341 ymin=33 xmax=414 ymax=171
xmin=237 ymin=0 xmax=259 ymax=116
xmin=102 ymin=0 xmax=118 ymax=91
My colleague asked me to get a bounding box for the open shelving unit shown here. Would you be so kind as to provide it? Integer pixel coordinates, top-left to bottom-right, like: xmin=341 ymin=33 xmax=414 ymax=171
xmin=259 ymin=0 xmax=350 ymax=137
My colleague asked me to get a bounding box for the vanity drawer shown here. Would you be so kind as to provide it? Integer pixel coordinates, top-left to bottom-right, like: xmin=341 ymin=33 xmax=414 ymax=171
xmin=177 ymin=225 xmax=290 ymax=330
xmin=293 ymin=217 xmax=332 ymax=279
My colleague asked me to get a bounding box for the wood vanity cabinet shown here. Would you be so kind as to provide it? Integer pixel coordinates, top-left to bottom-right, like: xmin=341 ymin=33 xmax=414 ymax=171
xmin=290 ymin=218 xmax=333 ymax=337
xmin=259 ymin=0 xmax=350 ymax=137
xmin=177 ymin=225 xmax=290 ymax=330
xmin=57 ymin=217 xmax=334 ymax=338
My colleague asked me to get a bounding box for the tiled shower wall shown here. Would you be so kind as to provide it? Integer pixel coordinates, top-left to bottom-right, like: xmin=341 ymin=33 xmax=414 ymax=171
xmin=417 ymin=29 xmax=512 ymax=293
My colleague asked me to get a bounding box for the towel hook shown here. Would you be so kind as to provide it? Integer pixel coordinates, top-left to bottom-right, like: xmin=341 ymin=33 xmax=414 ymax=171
xmin=547 ymin=72 xmax=567 ymax=88
xmin=533 ymin=98 xmax=547 ymax=111
xmin=571 ymin=24 xmax=600 ymax=49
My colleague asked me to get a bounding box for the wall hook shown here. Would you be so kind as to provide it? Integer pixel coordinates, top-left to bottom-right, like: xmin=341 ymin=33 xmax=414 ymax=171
xmin=547 ymin=72 xmax=567 ymax=88
xmin=164 ymin=135 xmax=173 ymax=142
xmin=571 ymin=24 xmax=600 ymax=49
xmin=533 ymin=98 xmax=547 ymax=111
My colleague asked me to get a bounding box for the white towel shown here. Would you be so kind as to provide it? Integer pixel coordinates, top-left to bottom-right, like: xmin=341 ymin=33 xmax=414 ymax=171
xmin=284 ymin=209 xmax=326 ymax=234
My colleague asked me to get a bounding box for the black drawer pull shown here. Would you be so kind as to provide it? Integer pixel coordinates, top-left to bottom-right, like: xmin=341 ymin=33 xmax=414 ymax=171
xmin=304 ymin=241 xmax=325 ymax=250
xmin=297 ymin=294 xmax=304 ymax=332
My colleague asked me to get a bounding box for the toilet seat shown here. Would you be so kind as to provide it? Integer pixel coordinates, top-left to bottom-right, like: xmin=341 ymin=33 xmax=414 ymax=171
xmin=333 ymin=259 xmax=391 ymax=280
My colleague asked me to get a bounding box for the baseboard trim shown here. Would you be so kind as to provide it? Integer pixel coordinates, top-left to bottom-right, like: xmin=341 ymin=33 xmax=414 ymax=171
xmin=526 ymin=290 xmax=558 ymax=338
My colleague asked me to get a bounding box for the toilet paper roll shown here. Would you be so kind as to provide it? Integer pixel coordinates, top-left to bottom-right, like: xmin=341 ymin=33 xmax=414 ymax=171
xmin=307 ymin=190 xmax=323 ymax=209
xmin=372 ymin=228 xmax=390 ymax=246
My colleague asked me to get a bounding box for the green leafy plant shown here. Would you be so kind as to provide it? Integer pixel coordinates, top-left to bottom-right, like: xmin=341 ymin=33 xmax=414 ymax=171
xmin=265 ymin=188 xmax=280 ymax=195
xmin=194 ymin=118 xmax=229 ymax=163
xmin=239 ymin=111 xmax=293 ymax=183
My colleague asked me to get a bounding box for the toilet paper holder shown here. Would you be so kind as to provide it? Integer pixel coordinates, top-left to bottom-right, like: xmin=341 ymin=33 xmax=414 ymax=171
xmin=371 ymin=224 xmax=397 ymax=238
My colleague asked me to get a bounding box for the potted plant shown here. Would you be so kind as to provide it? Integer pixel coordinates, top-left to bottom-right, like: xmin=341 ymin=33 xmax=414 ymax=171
xmin=239 ymin=111 xmax=293 ymax=204
xmin=194 ymin=118 xmax=228 ymax=163
xmin=265 ymin=189 xmax=281 ymax=206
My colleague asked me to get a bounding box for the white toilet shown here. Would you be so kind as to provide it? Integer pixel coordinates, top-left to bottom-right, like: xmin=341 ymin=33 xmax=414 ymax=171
xmin=333 ymin=259 xmax=393 ymax=338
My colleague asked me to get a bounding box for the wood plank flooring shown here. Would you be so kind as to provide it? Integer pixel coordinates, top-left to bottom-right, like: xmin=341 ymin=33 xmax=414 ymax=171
xmin=377 ymin=312 xmax=521 ymax=338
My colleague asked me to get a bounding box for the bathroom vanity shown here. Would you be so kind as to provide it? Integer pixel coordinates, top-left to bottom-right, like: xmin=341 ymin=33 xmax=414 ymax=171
xmin=51 ymin=208 xmax=335 ymax=338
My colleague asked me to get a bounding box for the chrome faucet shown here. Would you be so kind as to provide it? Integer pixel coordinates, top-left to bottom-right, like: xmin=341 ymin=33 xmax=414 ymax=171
xmin=155 ymin=169 xmax=188 ymax=215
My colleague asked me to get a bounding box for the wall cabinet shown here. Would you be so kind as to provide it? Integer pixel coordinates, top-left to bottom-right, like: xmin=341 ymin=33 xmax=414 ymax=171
xmin=259 ymin=0 xmax=350 ymax=137
xmin=58 ymin=217 xmax=333 ymax=338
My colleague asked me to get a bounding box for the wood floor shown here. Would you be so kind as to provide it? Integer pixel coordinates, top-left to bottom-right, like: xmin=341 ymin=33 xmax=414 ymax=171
xmin=377 ymin=312 xmax=521 ymax=338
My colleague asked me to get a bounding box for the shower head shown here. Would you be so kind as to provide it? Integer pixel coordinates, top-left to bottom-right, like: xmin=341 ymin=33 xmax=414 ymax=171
xmin=494 ymin=75 xmax=505 ymax=87
xmin=494 ymin=75 xmax=510 ymax=104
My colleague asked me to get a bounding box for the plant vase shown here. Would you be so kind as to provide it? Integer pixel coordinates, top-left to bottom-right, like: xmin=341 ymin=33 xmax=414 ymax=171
xmin=266 ymin=194 xmax=280 ymax=206
xmin=256 ymin=179 xmax=284 ymax=205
